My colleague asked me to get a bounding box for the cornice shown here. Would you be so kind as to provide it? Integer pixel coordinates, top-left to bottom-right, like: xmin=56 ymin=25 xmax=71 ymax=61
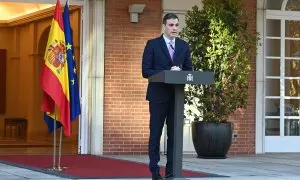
xmin=0 ymin=5 xmax=79 ymax=28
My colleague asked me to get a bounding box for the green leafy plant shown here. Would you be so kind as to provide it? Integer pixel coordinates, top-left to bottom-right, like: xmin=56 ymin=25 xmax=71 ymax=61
xmin=180 ymin=0 xmax=258 ymax=123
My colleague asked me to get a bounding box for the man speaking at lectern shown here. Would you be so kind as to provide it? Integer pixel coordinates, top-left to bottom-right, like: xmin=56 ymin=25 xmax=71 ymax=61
xmin=142 ymin=13 xmax=193 ymax=180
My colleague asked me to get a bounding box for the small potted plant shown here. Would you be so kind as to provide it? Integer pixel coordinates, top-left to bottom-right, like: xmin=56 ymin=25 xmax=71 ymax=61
xmin=180 ymin=0 xmax=258 ymax=158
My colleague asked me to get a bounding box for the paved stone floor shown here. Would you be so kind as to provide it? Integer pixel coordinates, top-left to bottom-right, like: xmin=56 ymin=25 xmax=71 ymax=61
xmin=1 ymin=153 xmax=300 ymax=179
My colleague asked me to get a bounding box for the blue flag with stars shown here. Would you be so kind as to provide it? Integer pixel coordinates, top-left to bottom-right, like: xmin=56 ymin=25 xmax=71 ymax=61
xmin=63 ymin=3 xmax=81 ymax=122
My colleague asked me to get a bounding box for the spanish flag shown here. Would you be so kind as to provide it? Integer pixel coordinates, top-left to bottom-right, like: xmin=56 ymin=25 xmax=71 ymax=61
xmin=40 ymin=0 xmax=71 ymax=137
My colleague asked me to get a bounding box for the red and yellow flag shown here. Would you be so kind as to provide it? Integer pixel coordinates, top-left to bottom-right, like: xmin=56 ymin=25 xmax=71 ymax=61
xmin=40 ymin=0 xmax=71 ymax=136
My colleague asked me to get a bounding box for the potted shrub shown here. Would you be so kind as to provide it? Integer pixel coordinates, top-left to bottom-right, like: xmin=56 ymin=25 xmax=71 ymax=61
xmin=180 ymin=0 xmax=258 ymax=158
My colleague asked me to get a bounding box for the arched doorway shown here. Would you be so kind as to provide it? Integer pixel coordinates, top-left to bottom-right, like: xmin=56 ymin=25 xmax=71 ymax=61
xmin=264 ymin=0 xmax=300 ymax=152
xmin=0 ymin=6 xmax=80 ymax=155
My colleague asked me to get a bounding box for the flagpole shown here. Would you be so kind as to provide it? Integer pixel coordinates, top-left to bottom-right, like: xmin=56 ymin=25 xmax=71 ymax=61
xmin=53 ymin=109 xmax=57 ymax=170
xmin=57 ymin=0 xmax=67 ymax=171
xmin=58 ymin=127 xmax=63 ymax=171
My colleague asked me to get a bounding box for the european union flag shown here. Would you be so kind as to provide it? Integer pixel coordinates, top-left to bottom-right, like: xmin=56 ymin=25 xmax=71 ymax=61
xmin=63 ymin=3 xmax=81 ymax=122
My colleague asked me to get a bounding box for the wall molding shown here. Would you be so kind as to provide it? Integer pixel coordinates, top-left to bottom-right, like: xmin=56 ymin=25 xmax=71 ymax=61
xmin=9 ymin=56 xmax=21 ymax=61
xmin=28 ymin=53 xmax=42 ymax=56
xmin=163 ymin=9 xmax=188 ymax=15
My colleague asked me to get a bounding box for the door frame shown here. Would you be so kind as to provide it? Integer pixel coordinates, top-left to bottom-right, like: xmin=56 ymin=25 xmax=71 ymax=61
xmin=258 ymin=0 xmax=300 ymax=153
xmin=256 ymin=0 xmax=265 ymax=154
xmin=264 ymin=11 xmax=300 ymax=152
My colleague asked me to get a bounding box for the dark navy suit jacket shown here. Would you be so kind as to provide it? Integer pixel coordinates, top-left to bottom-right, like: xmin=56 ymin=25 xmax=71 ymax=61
xmin=142 ymin=35 xmax=193 ymax=103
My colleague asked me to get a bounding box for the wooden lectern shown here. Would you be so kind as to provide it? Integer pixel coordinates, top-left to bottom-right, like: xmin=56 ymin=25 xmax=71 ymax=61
xmin=149 ymin=70 xmax=214 ymax=179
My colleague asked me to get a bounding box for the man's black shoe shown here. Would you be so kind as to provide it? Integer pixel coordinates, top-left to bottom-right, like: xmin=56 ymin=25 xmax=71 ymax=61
xmin=152 ymin=172 xmax=163 ymax=180
xmin=164 ymin=173 xmax=173 ymax=179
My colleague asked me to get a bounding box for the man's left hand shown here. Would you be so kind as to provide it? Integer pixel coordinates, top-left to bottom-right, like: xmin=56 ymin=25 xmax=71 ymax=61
xmin=170 ymin=66 xmax=181 ymax=71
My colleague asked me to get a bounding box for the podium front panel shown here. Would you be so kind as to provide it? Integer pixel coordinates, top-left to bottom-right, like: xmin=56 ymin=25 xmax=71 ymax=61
xmin=148 ymin=70 xmax=214 ymax=85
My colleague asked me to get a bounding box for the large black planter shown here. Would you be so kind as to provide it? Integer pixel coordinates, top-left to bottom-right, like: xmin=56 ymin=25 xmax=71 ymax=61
xmin=192 ymin=121 xmax=232 ymax=159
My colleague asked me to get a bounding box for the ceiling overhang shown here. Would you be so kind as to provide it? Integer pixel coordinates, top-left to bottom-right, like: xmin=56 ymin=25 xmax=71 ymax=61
xmin=0 ymin=2 xmax=54 ymax=21
xmin=0 ymin=3 xmax=79 ymax=27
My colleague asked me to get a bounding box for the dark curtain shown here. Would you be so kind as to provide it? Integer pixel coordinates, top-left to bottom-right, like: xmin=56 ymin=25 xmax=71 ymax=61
xmin=0 ymin=49 xmax=6 ymax=114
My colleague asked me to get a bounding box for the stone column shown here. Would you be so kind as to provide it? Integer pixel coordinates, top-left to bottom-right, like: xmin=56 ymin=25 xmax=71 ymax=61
xmin=80 ymin=0 xmax=105 ymax=155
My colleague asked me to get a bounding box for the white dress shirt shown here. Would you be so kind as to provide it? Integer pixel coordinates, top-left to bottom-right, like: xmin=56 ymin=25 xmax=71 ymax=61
xmin=163 ymin=34 xmax=175 ymax=50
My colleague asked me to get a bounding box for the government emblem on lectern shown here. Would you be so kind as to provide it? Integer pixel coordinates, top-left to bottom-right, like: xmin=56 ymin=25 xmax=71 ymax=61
xmin=187 ymin=73 xmax=193 ymax=82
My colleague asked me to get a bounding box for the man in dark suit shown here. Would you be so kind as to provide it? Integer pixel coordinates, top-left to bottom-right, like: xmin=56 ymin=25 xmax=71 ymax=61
xmin=142 ymin=13 xmax=193 ymax=180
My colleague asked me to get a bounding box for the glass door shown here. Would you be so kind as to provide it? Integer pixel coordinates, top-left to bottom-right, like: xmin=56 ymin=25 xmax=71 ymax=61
xmin=265 ymin=15 xmax=300 ymax=152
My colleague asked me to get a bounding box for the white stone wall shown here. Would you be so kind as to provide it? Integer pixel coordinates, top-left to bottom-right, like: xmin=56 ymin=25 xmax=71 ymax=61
xmin=161 ymin=0 xmax=203 ymax=154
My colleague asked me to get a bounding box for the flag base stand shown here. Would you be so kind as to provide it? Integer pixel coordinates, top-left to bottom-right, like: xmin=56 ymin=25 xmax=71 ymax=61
xmin=44 ymin=167 xmax=59 ymax=171
xmin=44 ymin=166 xmax=69 ymax=172
xmin=45 ymin=126 xmax=67 ymax=173
xmin=56 ymin=166 xmax=69 ymax=171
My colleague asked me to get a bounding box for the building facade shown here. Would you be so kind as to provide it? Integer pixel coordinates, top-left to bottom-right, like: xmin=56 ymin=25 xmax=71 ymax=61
xmin=102 ymin=0 xmax=256 ymax=155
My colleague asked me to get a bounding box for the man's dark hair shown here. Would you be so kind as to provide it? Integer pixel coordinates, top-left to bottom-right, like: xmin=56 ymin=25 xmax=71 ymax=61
xmin=162 ymin=13 xmax=179 ymax=25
